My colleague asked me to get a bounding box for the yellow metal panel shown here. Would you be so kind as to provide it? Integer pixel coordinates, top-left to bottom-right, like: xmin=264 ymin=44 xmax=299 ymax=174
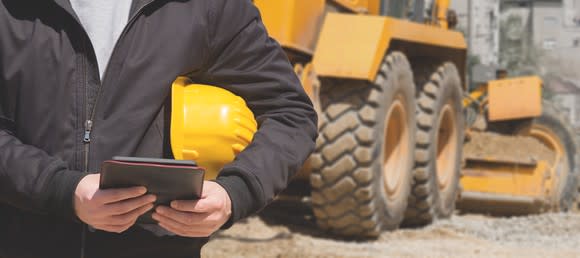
xmin=368 ymin=0 xmax=380 ymax=15
xmin=460 ymin=159 xmax=550 ymax=198
xmin=312 ymin=13 xmax=467 ymax=81
xmin=332 ymin=0 xmax=380 ymax=15
xmin=254 ymin=0 xmax=325 ymax=54
xmin=435 ymin=0 xmax=450 ymax=29
xmin=488 ymin=76 xmax=542 ymax=121
xmin=313 ymin=14 xmax=388 ymax=80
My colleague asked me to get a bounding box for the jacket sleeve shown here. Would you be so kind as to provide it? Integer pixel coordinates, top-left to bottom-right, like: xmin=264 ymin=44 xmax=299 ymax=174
xmin=0 ymin=86 xmax=85 ymax=219
xmin=203 ymin=0 xmax=318 ymax=226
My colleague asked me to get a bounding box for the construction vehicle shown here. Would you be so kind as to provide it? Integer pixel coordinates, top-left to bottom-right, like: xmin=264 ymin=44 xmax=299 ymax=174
xmin=171 ymin=0 xmax=578 ymax=238
xmin=252 ymin=0 xmax=469 ymax=238
xmin=249 ymin=0 xmax=579 ymax=237
xmin=254 ymin=0 xmax=578 ymax=236
xmin=459 ymin=76 xmax=579 ymax=215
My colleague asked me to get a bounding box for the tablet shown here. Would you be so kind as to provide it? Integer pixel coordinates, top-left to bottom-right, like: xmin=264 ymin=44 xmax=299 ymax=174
xmin=111 ymin=156 xmax=198 ymax=167
xmin=99 ymin=156 xmax=204 ymax=224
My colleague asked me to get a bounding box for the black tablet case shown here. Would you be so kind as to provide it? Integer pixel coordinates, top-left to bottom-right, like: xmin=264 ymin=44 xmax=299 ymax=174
xmin=99 ymin=157 xmax=204 ymax=224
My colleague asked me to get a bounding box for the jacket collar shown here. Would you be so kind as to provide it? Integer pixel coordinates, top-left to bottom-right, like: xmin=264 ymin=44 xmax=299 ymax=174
xmin=51 ymin=0 xmax=156 ymax=21
xmin=130 ymin=0 xmax=155 ymax=17
xmin=51 ymin=0 xmax=79 ymax=22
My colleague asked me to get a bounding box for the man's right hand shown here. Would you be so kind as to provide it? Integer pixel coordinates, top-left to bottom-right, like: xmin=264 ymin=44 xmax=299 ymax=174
xmin=74 ymin=174 xmax=156 ymax=233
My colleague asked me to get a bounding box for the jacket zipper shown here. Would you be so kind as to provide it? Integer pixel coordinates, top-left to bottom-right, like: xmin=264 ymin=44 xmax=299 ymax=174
xmin=83 ymin=119 xmax=92 ymax=171
xmin=77 ymin=2 xmax=157 ymax=258
xmin=81 ymin=0 xmax=157 ymax=172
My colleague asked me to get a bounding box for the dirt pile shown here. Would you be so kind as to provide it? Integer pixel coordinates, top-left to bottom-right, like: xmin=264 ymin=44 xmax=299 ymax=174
xmin=463 ymin=131 xmax=556 ymax=164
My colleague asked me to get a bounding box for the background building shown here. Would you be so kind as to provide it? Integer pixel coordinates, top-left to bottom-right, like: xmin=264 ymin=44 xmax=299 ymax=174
xmin=451 ymin=0 xmax=501 ymax=66
xmin=532 ymin=0 xmax=580 ymax=128
xmin=532 ymin=0 xmax=580 ymax=78
xmin=453 ymin=0 xmax=580 ymax=128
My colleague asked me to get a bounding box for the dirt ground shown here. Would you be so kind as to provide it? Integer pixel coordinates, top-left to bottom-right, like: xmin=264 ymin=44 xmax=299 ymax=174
xmin=202 ymin=132 xmax=576 ymax=258
xmin=463 ymin=131 xmax=556 ymax=164
xmin=202 ymin=200 xmax=580 ymax=258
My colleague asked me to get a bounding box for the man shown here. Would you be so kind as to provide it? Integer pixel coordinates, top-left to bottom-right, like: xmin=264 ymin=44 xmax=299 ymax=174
xmin=0 ymin=0 xmax=318 ymax=257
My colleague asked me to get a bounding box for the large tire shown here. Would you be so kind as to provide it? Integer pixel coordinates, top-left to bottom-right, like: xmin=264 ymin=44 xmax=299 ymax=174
xmin=403 ymin=62 xmax=464 ymax=227
xmin=309 ymin=52 xmax=416 ymax=237
xmin=515 ymin=102 xmax=579 ymax=211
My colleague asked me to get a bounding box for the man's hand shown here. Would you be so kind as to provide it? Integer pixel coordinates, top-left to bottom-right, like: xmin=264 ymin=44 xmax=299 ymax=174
xmin=151 ymin=181 xmax=232 ymax=237
xmin=74 ymin=174 xmax=156 ymax=233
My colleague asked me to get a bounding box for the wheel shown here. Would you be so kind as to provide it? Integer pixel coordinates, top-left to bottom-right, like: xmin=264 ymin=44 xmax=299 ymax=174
xmin=515 ymin=102 xmax=579 ymax=211
xmin=309 ymin=52 xmax=416 ymax=237
xmin=403 ymin=62 xmax=464 ymax=227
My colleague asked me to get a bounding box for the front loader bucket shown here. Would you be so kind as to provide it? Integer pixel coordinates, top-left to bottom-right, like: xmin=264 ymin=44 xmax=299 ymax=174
xmin=457 ymin=156 xmax=552 ymax=215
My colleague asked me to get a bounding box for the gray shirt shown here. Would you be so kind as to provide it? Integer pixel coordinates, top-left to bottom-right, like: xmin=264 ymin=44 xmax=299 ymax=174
xmin=70 ymin=0 xmax=132 ymax=80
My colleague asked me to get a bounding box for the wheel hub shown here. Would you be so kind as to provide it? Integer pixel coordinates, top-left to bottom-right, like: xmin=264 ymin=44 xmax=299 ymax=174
xmin=436 ymin=104 xmax=458 ymax=190
xmin=383 ymin=96 xmax=410 ymax=198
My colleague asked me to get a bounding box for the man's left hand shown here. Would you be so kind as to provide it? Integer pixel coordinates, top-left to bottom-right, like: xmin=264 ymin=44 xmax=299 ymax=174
xmin=152 ymin=181 xmax=232 ymax=237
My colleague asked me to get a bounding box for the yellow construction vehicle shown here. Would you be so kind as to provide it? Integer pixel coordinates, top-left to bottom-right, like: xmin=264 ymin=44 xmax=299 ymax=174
xmin=171 ymin=0 xmax=578 ymax=238
xmin=251 ymin=0 xmax=579 ymax=237
xmin=254 ymin=0 xmax=467 ymax=237
xmin=459 ymin=76 xmax=579 ymax=215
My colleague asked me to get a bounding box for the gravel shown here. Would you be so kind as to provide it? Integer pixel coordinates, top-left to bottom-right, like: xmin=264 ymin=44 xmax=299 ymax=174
xmin=202 ymin=200 xmax=580 ymax=258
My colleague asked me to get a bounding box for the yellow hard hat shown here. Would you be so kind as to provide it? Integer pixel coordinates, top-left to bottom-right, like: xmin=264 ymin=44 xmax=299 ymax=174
xmin=170 ymin=76 xmax=257 ymax=179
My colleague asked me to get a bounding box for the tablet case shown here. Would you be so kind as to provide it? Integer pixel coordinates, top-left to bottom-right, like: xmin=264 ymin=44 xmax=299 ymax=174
xmin=99 ymin=157 xmax=205 ymax=224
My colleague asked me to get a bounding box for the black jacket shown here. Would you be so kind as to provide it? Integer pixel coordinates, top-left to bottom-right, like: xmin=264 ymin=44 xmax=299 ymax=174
xmin=0 ymin=0 xmax=317 ymax=257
